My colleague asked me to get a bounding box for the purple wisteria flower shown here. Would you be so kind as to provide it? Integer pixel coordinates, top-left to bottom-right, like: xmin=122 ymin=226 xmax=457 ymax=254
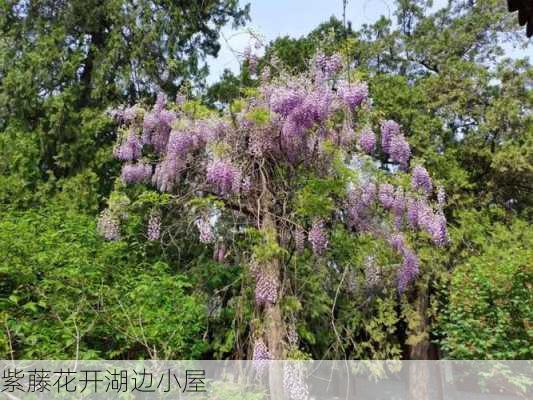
xmin=338 ymin=81 xmax=369 ymax=109
xmin=253 ymin=339 xmax=271 ymax=375
xmin=346 ymin=185 xmax=374 ymax=232
xmin=389 ymin=233 xmax=406 ymax=254
xmin=141 ymin=94 xmax=176 ymax=152
xmin=167 ymin=130 xmax=195 ymax=158
xmin=283 ymin=363 xmax=309 ymax=400
xmin=314 ymin=52 xmax=343 ymax=80
xmin=388 ymin=134 xmax=411 ymax=167
xmin=294 ymin=227 xmax=305 ymax=253
xmin=378 ymin=183 xmax=395 ymax=209
xmin=427 ymin=212 xmax=448 ymax=246
xmin=437 ymin=186 xmax=446 ymax=209
xmin=392 ymin=187 xmax=406 ymax=214
xmin=206 ymin=159 xmax=242 ymax=196
xmin=398 ymin=250 xmax=419 ymax=293
xmin=243 ymin=46 xmax=259 ymax=74
xmin=154 ymin=92 xmax=167 ymax=112
xmin=120 ymin=162 xmax=152 ymax=184
xmin=358 ymin=128 xmax=376 ymax=154
xmin=361 ymin=181 xmax=377 ymax=206
xmin=142 ymin=112 xmax=158 ymax=137
xmin=147 ymin=213 xmax=161 ymax=241
xmin=416 ymin=200 xmax=448 ymax=246
xmin=339 ymin=122 xmax=356 ymax=146
xmin=248 ymin=132 xmax=276 ymax=157
xmin=97 ymin=209 xmax=120 ymax=241
xmin=416 ymin=200 xmax=434 ymax=228
xmin=380 ymin=120 xmax=401 ymax=154
xmin=152 ymin=156 xmax=185 ymax=192
xmin=195 ymin=218 xmax=214 ymax=243
xmin=411 ymin=165 xmax=433 ymax=195
xmin=308 ymin=220 xmax=328 ymax=256
xmin=315 ymin=52 xmax=328 ymax=70
xmin=244 ymin=45 xmax=259 ymax=74
xmin=324 ymin=53 xmax=343 ymax=76
xmin=248 ymin=54 xmax=259 ymax=75
xmin=392 ymin=187 xmax=406 ymax=227
xmin=114 ymin=130 xmax=142 ymax=161
xmin=260 ymin=66 xmax=271 ymax=82
xmin=106 ymin=54 xmax=448 ymax=302
xmin=301 ymin=85 xmax=334 ymax=123
xmin=255 ymin=270 xmax=279 ymax=306
xmin=123 ymin=105 xmax=138 ymax=122
xmin=406 ymin=196 xmax=419 ymax=228
xmin=270 ymin=87 xmax=304 ymax=117
xmin=159 ymin=109 xmax=176 ymax=126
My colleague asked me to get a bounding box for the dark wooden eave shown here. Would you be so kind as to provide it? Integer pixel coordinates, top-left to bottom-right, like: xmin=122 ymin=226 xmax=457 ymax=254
xmin=508 ymin=0 xmax=533 ymax=37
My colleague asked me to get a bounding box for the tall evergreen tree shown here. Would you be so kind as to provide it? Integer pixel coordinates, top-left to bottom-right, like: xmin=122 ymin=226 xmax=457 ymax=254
xmin=0 ymin=0 xmax=249 ymax=182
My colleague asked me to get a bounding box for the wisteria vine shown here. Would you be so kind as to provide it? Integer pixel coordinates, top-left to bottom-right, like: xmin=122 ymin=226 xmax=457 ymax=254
xmin=101 ymin=48 xmax=448 ymax=367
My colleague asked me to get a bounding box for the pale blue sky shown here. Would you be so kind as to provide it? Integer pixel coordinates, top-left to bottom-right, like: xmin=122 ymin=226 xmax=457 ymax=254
xmin=207 ymin=0 xmax=403 ymax=82
xmin=206 ymin=0 xmax=530 ymax=83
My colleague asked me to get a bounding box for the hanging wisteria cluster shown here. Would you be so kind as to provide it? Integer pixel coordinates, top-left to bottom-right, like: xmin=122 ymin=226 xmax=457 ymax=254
xmin=206 ymin=159 xmax=242 ymax=196
xmin=283 ymin=363 xmax=309 ymax=400
xmin=195 ymin=218 xmax=215 ymax=243
xmin=121 ymin=162 xmax=152 ymax=185
xmin=293 ymin=227 xmax=306 ymax=254
xmin=357 ymin=128 xmax=376 ymax=154
xmin=147 ymin=212 xmax=161 ymax=241
xmin=308 ymin=220 xmax=328 ymax=256
xmin=250 ymin=260 xmax=279 ymax=306
xmin=252 ymin=339 xmax=271 ymax=377
xmin=101 ymin=49 xmax=448 ymax=359
xmin=380 ymin=120 xmax=411 ymax=167
xmin=345 ymin=165 xmax=448 ymax=291
xmin=97 ymin=209 xmax=120 ymax=241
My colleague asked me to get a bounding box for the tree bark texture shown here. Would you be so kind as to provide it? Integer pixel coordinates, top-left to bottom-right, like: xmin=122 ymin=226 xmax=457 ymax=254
xmin=408 ymin=286 xmax=430 ymax=400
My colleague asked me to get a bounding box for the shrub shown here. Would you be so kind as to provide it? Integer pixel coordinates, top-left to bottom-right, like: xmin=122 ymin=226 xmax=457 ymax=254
xmin=438 ymin=214 xmax=532 ymax=359
xmin=0 ymin=206 xmax=206 ymax=359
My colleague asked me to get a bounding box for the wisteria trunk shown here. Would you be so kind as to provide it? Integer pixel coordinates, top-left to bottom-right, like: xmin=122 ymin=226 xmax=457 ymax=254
xmin=408 ymin=286 xmax=430 ymax=400
xmin=266 ymin=282 xmax=284 ymax=399
xmin=262 ymin=212 xmax=285 ymax=399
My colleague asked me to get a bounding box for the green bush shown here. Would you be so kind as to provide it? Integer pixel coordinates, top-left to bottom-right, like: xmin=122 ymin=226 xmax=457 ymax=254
xmin=438 ymin=214 xmax=532 ymax=359
xmin=0 ymin=206 xmax=207 ymax=359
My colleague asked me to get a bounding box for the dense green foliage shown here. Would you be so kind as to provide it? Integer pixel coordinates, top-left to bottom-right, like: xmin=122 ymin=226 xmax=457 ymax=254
xmin=0 ymin=0 xmax=249 ymax=208
xmin=0 ymin=0 xmax=531 ymax=361
xmin=439 ymin=210 xmax=532 ymax=359
xmin=0 ymin=206 xmax=207 ymax=359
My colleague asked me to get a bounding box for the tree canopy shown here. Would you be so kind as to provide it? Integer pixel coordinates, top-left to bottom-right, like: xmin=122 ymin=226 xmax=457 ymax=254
xmin=0 ymin=0 xmax=249 ymax=185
